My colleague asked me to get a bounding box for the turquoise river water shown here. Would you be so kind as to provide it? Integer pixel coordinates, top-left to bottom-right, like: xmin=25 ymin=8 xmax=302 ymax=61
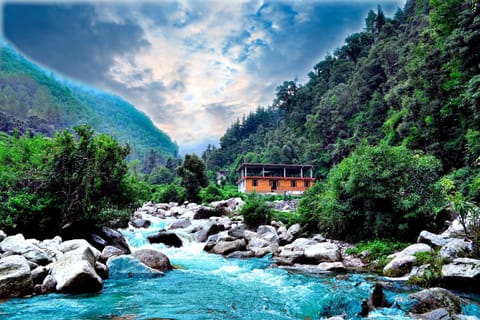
xmin=1 ymin=217 xmax=479 ymax=320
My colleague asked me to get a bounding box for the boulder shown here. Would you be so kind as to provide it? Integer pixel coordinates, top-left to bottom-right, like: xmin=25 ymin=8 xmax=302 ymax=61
xmin=441 ymin=218 xmax=467 ymax=239
xmin=38 ymin=236 xmax=63 ymax=261
xmin=410 ymin=308 xmax=451 ymax=320
xmin=211 ymin=239 xmax=246 ymax=255
xmin=31 ymin=266 xmax=48 ymax=285
xmin=170 ymin=218 xmax=192 ymax=230
xmin=383 ymin=244 xmax=433 ymax=277
xmin=417 ymin=230 xmax=450 ymax=248
xmin=147 ymin=232 xmax=183 ymax=248
xmin=0 ymin=255 xmax=33 ymax=298
xmin=257 ymin=225 xmax=279 ymax=243
xmin=317 ymin=262 xmax=346 ymax=273
xmin=247 ymin=236 xmax=279 ymax=257
xmin=96 ymin=227 xmax=131 ymax=254
xmin=304 ymin=242 xmax=341 ymax=263
xmin=51 ymin=246 xmax=103 ymax=293
xmin=100 ymin=245 xmax=125 ymax=262
xmin=0 ymin=230 xmax=6 ymax=242
xmin=193 ymin=206 xmax=218 ymax=219
xmin=0 ymin=234 xmax=52 ymax=265
xmin=107 ymin=255 xmax=162 ymax=278
xmin=203 ymin=234 xmax=219 ymax=252
xmin=227 ymin=251 xmax=255 ymax=259
xmin=60 ymin=239 xmax=102 ymax=260
xmin=95 ymin=262 xmax=109 ymax=280
xmin=39 ymin=275 xmax=57 ymax=294
xmin=438 ymin=239 xmax=473 ymax=262
xmin=131 ymin=249 xmax=172 ymax=272
xmin=131 ymin=219 xmax=151 ymax=228
xmin=228 ymin=224 xmax=246 ymax=239
xmin=408 ymin=287 xmax=462 ymax=315
xmin=441 ymin=258 xmax=480 ymax=292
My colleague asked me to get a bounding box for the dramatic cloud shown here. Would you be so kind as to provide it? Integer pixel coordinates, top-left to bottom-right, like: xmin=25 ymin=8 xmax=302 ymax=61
xmin=2 ymin=0 xmax=405 ymax=153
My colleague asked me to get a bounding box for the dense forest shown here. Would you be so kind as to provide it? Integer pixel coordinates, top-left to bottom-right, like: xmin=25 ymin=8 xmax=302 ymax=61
xmin=0 ymin=39 xmax=178 ymax=161
xmin=203 ymin=0 xmax=480 ymax=241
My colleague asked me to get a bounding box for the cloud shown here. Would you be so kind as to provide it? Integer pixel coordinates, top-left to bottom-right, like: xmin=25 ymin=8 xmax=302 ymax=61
xmin=2 ymin=0 xmax=405 ymax=148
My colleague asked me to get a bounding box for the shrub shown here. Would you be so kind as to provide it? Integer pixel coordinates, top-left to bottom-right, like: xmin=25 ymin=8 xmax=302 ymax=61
xmin=153 ymin=183 xmax=185 ymax=204
xmin=240 ymin=195 xmax=272 ymax=228
xmin=346 ymin=239 xmax=408 ymax=269
xmin=298 ymin=143 xmax=444 ymax=242
xmin=200 ymin=183 xmax=224 ymax=203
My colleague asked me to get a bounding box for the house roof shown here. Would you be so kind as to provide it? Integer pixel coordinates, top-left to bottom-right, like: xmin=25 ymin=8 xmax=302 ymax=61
xmin=236 ymin=163 xmax=314 ymax=172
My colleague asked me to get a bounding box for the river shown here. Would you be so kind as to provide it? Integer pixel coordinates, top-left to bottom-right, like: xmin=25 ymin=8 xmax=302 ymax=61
xmin=1 ymin=216 xmax=479 ymax=319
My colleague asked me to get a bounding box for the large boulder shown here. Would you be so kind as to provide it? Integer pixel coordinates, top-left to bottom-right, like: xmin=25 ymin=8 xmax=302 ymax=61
xmin=0 ymin=234 xmax=52 ymax=265
xmin=257 ymin=225 xmax=279 ymax=243
xmin=100 ymin=245 xmax=125 ymax=262
xmin=60 ymin=239 xmax=102 ymax=260
xmin=437 ymin=239 xmax=473 ymax=263
xmin=95 ymin=227 xmax=131 ymax=254
xmin=441 ymin=258 xmax=480 ymax=293
xmin=211 ymin=239 xmax=246 ymax=255
xmin=0 ymin=255 xmax=33 ymax=298
xmin=247 ymin=237 xmax=279 ymax=258
xmin=303 ymin=242 xmax=341 ymax=263
xmin=131 ymin=218 xmax=151 ymax=228
xmin=51 ymin=246 xmax=103 ymax=293
xmin=408 ymin=287 xmax=462 ymax=315
xmin=383 ymin=244 xmax=433 ymax=277
xmin=317 ymin=262 xmax=346 ymax=273
xmin=417 ymin=230 xmax=450 ymax=248
xmin=275 ymin=238 xmax=318 ymax=265
xmin=131 ymin=249 xmax=172 ymax=272
xmin=107 ymin=255 xmax=163 ymax=278
xmin=170 ymin=218 xmax=192 ymax=230
xmin=193 ymin=206 xmax=219 ymax=219
xmin=147 ymin=232 xmax=183 ymax=248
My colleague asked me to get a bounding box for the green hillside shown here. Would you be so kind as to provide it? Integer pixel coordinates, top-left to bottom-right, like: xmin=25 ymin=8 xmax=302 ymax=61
xmin=0 ymin=38 xmax=178 ymax=160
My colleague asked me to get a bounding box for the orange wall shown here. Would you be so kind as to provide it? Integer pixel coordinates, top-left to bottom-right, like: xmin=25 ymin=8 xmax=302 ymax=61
xmin=243 ymin=177 xmax=314 ymax=193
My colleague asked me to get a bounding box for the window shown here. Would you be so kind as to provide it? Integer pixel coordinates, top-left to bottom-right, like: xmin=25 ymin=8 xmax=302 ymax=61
xmin=291 ymin=180 xmax=297 ymax=187
xmin=304 ymin=181 xmax=310 ymax=188
xmin=252 ymin=179 xmax=258 ymax=187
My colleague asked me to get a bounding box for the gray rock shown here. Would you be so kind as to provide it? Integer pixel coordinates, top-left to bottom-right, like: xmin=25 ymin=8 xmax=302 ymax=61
xmin=211 ymin=239 xmax=246 ymax=255
xmin=438 ymin=239 xmax=473 ymax=262
xmin=51 ymin=246 xmax=103 ymax=293
xmin=131 ymin=219 xmax=151 ymax=228
xmin=417 ymin=230 xmax=450 ymax=248
xmin=100 ymin=245 xmax=125 ymax=262
xmin=410 ymin=308 xmax=451 ymax=320
xmin=304 ymin=242 xmax=341 ymax=263
xmin=147 ymin=232 xmax=183 ymax=247
xmin=408 ymin=287 xmax=462 ymax=315
xmin=226 ymin=251 xmax=255 ymax=259
xmin=0 ymin=230 xmax=6 ymax=242
xmin=131 ymin=249 xmax=172 ymax=272
xmin=384 ymin=243 xmax=433 ymax=277
xmin=59 ymin=239 xmax=102 ymax=261
xmin=107 ymin=255 xmax=162 ymax=278
xmin=228 ymin=224 xmax=246 ymax=239
xmin=317 ymin=262 xmax=346 ymax=273
xmin=0 ymin=255 xmax=33 ymax=298
xmin=170 ymin=218 xmax=192 ymax=230
xmin=31 ymin=266 xmax=48 ymax=284
xmin=40 ymin=275 xmax=57 ymax=294
xmin=0 ymin=234 xmax=52 ymax=265
xmin=257 ymin=225 xmax=279 ymax=243
xmin=441 ymin=258 xmax=480 ymax=292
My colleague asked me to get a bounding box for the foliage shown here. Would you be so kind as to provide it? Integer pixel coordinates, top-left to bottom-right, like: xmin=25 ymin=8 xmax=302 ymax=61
xmin=346 ymin=239 xmax=408 ymax=271
xmin=200 ymin=183 xmax=224 ymax=204
xmin=240 ymin=195 xmax=272 ymax=228
xmin=299 ymin=143 xmax=444 ymax=242
xmin=153 ymin=183 xmax=185 ymax=204
xmin=177 ymin=154 xmax=209 ymax=203
xmin=271 ymin=210 xmax=303 ymax=228
xmin=0 ymin=126 xmax=141 ymax=238
xmin=407 ymin=250 xmax=444 ymax=287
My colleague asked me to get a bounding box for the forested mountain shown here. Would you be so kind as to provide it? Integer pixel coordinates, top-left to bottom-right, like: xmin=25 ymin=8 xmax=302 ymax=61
xmin=203 ymin=0 xmax=480 ymax=186
xmin=0 ymin=38 xmax=178 ymax=160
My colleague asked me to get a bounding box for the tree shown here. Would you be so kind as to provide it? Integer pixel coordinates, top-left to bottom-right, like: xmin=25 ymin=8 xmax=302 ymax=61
xmin=177 ymin=154 xmax=209 ymax=202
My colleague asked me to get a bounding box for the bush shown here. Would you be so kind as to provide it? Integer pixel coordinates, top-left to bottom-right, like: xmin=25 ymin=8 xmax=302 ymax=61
xmin=346 ymin=239 xmax=408 ymax=270
xmin=153 ymin=183 xmax=185 ymax=204
xmin=240 ymin=195 xmax=272 ymax=228
xmin=298 ymin=143 xmax=444 ymax=242
xmin=200 ymin=183 xmax=224 ymax=203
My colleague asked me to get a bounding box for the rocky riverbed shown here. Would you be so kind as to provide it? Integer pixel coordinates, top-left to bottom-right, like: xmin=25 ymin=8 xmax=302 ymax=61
xmin=1 ymin=198 xmax=479 ymax=319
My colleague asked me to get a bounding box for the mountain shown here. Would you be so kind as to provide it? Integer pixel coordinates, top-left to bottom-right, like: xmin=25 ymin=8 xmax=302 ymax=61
xmin=0 ymin=38 xmax=178 ymax=160
xmin=203 ymin=0 xmax=480 ymax=189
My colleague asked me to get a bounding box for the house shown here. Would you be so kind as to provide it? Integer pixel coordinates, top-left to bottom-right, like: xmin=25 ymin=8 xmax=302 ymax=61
xmin=236 ymin=163 xmax=315 ymax=194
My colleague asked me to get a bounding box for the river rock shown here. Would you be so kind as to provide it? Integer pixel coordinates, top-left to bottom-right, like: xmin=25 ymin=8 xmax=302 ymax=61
xmin=304 ymin=242 xmax=341 ymax=263
xmin=51 ymin=246 xmax=103 ymax=293
xmin=60 ymin=239 xmax=101 ymax=260
xmin=131 ymin=248 xmax=172 ymax=272
xmin=107 ymin=255 xmax=162 ymax=278
xmin=131 ymin=219 xmax=151 ymax=228
xmin=211 ymin=239 xmax=246 ymax=255
xmin=410 ymin=308 xmax=451 ymax=320
xmin=0 ymin=234 xmax=52 ymax=265
xmin=317 ymin=262 xmax=346 ymax=273
xmin=227 ymin=250 xmax=255 ymax=259
xmin=100 ymin=245 xmax=125 ymax=262
xmin=257 ymin=225 xmax=279 ymax=243
xmin=408 ymin=287 xmax=462 ymax=315
xmin=31 ymin=266 xmax=48 ymax=284
xmin=193 ymin=206 xmax=218 ymax=219
xmin=441 ymin=218 xmax=467 ymax=238
xmin=0 ymin=230 xmax=6 ymax=242
xmin=95 ymin=262 xmax=109 ymax=279
xmin=441 ymin=258 xmax=480 ymax=292
xmin=228 ymin=224 xmax=246 ymax=239
xmin=147 ymin=232 xmax=183 ymax=247
xmin=38 ymin=236 xmax=63 ymax=261
xmin=437 ymin=239 xmax=473 ymax=262
xmin=417 ymin=230 xmax=450 ymax=248
xmin=247 ymin=237 xmax=279 ymax=257
xmin=383 ymin=244 xmax=433 ymax=277
xmin=170 ymin=218 xmax=192 ymax=230
xmin=95 ymin=227 xmax=131 ymax=254
xmin=0 ymin=255 xmax=33 ymax=298
xmin=40 ymin=275 xmax=57 ymax=294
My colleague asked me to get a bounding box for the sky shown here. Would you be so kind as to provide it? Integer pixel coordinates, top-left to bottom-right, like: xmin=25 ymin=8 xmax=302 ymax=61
xmin=2 ymin=0 xmax=405 ymax=154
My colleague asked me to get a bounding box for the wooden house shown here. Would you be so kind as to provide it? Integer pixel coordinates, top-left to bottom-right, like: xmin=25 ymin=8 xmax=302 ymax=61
xmin=237 ymin=163 xmax=315 ymax=194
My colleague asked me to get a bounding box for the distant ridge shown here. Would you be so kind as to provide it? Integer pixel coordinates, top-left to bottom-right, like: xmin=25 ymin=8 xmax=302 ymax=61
xmin=0 ymin=39 xmax=178 ymax=160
